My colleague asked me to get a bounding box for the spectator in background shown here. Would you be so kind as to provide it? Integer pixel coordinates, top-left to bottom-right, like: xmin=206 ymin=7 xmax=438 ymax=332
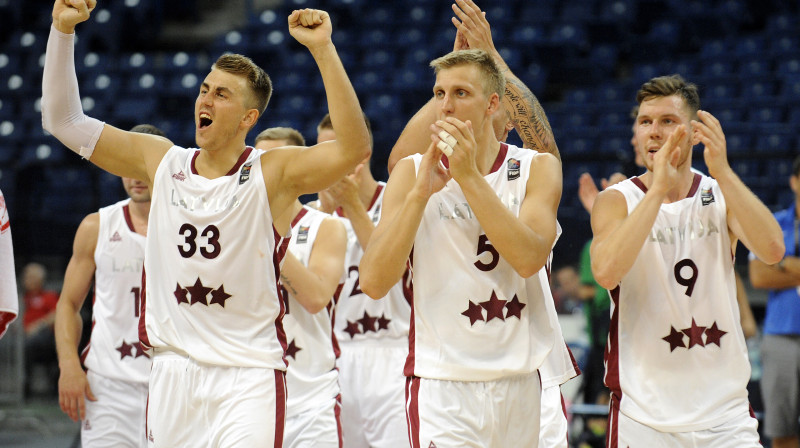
xmin=749 ymin=154 xmax=800 ymax=448
xmin=22 ymin=262 xmax=60 ymax=397
xmin=0 ymin=188 xmax=18 ymax=339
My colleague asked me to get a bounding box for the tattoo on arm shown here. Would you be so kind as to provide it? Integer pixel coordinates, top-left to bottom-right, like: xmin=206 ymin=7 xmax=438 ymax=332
xmin=280 ymin=274 xmax=299 ymax=297
xmin=502 ymin=75 xmax=560 ymax=160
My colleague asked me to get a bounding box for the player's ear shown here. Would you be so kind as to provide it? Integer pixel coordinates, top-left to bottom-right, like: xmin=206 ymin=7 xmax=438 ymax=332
xmin=486 ymin=92 xmax=500 ymax=117
xmin=242 ymin=109 xmax=259 ymax=129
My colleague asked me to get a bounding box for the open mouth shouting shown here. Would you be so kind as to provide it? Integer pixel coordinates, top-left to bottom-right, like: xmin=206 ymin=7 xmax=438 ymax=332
xmin=199 ymin=112 xmax=213 ymax=130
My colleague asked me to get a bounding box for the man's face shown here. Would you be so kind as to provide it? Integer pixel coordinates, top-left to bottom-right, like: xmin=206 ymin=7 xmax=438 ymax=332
xmin=122 ymin=177 xmax=151 ymax=203
xmin=195 ymin=68 xmax=254 ymax=150
xmin=255 ymin=138 xmax=290 ymax=151
xmin=635 ymin=94 xmax=694 ymax=172
xmin=433 ymin=64 xmax=495 ymax=130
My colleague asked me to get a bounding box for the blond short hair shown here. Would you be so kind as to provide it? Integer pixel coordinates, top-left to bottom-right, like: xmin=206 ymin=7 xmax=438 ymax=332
xmin=254 ymin=127 xmax=306 ymax=147
xmin=429 ymin=49 xmax=505 ymax=98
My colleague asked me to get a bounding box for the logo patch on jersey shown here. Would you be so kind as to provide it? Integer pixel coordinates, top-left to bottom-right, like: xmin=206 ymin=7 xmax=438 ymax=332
xmin=172 ymin=170 xmax=186 ymax=182
xmin=507 ymin=158 xmax=520 ymax=180
xmin=701 ymin=187 xmax=715 ymax=206
xmin=110 ymin=231 xmax=122 ymax=242
xmin=428 ymin=442 xmax=437 ymax=448
xmin=239 ymin=162 xmax=252 ymax=185
xmin=372 ymin=203 xmax=381 ymax=223
xmin=83 ymin=419 xmax=92 ymax=430
xmin=297 ymin=225 xmax=310 ymax=244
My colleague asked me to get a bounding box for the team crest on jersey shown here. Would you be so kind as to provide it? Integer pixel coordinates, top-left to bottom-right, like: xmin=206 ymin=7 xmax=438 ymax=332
xmin=701 ymin=187 xmax=715 ymax=206
xmin=172 ymin=170 xmax=186 ymax=181
xmin=297 ymin=225 xmax=310 ymax=243
xmin=239 ymin=162 xmax=252 ymax=185
xmin=109 ymin=231 xmax=122 ymax=242
xmin=507 ymin=158 xmax=520 ymax=180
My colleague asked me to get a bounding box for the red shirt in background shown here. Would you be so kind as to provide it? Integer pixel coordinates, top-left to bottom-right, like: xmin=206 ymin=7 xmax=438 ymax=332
xmin=23 ymin=290 xmax=59 ymax=331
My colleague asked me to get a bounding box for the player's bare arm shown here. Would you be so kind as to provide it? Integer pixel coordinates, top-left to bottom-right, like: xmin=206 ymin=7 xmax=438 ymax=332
xmin=361 ymin=145 xmax=448 ymax=299
xmin=750 ymin=255 xmax=800 ymax=290
xmin=44 ymin=1 xmax=173 ymax=183
xmin=451 ymin=0 xmax=559 ymax=159
xmin=590 ymin=127 xmax=686 ymax=289
xmin=280 ymin=218 xmax=346 ymax=314
xmin=263 ymin=9 xmax=370 ymax=217
xmin=692 ymin=111 xmax=784 ymax=264
xmin=388 ymin=98 xmax=437 ymax=174
xmin=54 ymin=212 xmax=99 ymax=422
xmin=326 ymin=166 xmax=375 ymax=249
xmin=442 ymin=116 xmax=561 ymax=276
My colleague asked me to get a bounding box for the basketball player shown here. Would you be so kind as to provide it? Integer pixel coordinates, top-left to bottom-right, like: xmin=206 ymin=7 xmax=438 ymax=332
xmin=360 ymin=49 xmax=561 ymax=446
xmin=0 ymin=187 xmax=17 ymax=339
xmin=254 ymin=128 xmax=347 ymax=448
xmin=314 ymin=113 xmax=412 ymax=448
xmin=54 ymin=124 xmax=163 ymax=447
xmin=387 ymin=2 xmax=577 ymax=445
xmin=590 ymin=74 xmax=784 ymax=446
xmin=43 ymin=2 xmax=370 ymax=446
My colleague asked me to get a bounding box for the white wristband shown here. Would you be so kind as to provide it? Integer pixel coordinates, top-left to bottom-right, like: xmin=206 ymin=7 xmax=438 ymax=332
xmin=41 ymin=25 xmax=104 ymax=160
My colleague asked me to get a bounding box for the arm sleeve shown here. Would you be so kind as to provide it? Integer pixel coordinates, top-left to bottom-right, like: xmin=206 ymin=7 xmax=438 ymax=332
xmin=41 ymin=25 xmax=105 ymax=159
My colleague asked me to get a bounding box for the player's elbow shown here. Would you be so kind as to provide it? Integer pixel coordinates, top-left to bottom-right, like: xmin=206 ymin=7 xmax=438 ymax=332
xmin=358 ymin=272 xmax=387 ymax=301
xmin=760 ymin=240 xmax=785 ymax=266
xmin=591 ymin=263 xmax=620 ymax=291
xmin=301 ymin=300 xmax=328 ymax=315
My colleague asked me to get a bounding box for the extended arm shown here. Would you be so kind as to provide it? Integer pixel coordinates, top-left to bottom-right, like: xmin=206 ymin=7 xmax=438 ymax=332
xmin=43 ymin=1 xmax=172 ymax=182
xmin=451 ymin=0 xmax=559 ymax=159
xmin=750 ymin=255 xmax=800 ymax=290
xmin=54 ymin=213 xmax=98 ymax=422
xmin=360 ymin=146 xmax=449 ymax=299
xmin=265 ymin=10 xmax=370 ymax=213
xmin=692 ymin=110 xmax=784 ymax=263
xmin=461 ymin=153 xmax=562 ymax=277
xmin=388 ymin=98 xmax=436 ymax=174
xmin=280 ymin=218 xmax=346 ymax=314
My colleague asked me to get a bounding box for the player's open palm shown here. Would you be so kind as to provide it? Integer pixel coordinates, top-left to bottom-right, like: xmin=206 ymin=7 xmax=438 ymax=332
xmin=451 ymin=0 xmax=497 ymax=56
xmin=52 ymin=0 xmax=96 ymax=33
xmin=651 ymin=125 xmax=685 ymax=193
xmin=413 ymin=142 xmax=451 ymax=200
xmin=58 ymin=365 xmax=96 ymax=421
xmin=288 ymin=9 xmax=332 ymax=50
xmin=692 ymin=110 xmax=730 ymax=179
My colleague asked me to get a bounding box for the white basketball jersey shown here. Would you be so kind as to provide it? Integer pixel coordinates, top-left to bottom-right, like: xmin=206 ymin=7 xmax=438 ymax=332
xmin=538 ymin=223 xmax=580 ymax=389
xmin=0 ymin=189 xmax=17 ymax=339
xmin=282 ymin=206 xmax=341 ymax=413
xmin=605 ymin=174 xmax=751 ymax=432
xmin=82 ymin=199 xmax=150 ymax=383
xmin=406 ymin=144 xmax=555 ymax=381
xmin=332 ymin=183 xmax=411 ymax=346
xmin=141 ymin=146 xmax=288 ymax=369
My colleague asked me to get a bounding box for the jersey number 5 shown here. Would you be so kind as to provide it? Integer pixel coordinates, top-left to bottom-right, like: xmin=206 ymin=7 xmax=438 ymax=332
xmin=474 ymin=234 xmax=499 ymax=272
xmin=178 ymin=223 xmax=221 ymax=259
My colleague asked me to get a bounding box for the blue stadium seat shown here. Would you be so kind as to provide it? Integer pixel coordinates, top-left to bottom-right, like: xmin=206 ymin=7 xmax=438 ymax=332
xmin=511 ymin=26 xmax=548 ymax=46
xmin=740 ymin=79 xmax=777 ymax=99
xmin=119 ymin=52 xmax=155 ymax=74
xmin=0 ymin=98 xmax=15 ymax=119
xmin=746 ymin=106 xmax=783 ymax=123
xmin=769 ymin=36 xmax=799 ymax=59
xmin=776 ymin=57 xmax=800 ymax=76
xmin=724 ymin=130 xmax=753 ymax=156
xmin=740 ymin=60 xmax=771 ymax=77
xmin=755 ymin=124 xmax=795 ymax=156
xmin=730 ymin=159 xmax=760 ymax=183
xmin=112 ymin=96 xmax=159 ymax=123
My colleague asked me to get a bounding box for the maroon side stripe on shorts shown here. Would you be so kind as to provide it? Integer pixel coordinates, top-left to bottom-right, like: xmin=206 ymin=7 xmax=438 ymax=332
xmin=405 ymin=377 xmax=421 ymax=448
xmin=334 ymin=393 xmax=343 ymax=448
xmin=606 ymin=393 xmax=621 ymax=448
xmin=274 ymin=370 xmax=286 ymax=447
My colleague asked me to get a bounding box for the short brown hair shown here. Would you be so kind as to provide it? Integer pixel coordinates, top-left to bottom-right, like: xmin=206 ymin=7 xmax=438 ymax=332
xmin=254 ymin=127 xmax=306 ymax=147
xmin=317 ymin=112 xmax=373 ymax=147
xmin=212 ymin=54 xmax=272 ymax=117
xmin=636 ymin=74 xmax=700 ymax=119
xmin=429 ymin=49 xmax=505 ymax=98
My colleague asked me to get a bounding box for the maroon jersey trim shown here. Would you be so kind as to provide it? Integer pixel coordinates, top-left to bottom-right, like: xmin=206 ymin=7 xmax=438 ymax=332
xmin=440 ymin=143 xmax=508 ymax=174
xmin=272 ymin=225 xmax=290 ymax=367
xmin=122 ymin=204 xmax=136 ymax=232
xmin=190 ymin=147 xmax=254 ymax=176
xmin=290 ymin=207 xmax=309 ymax=229
xmin=686 ymin=173 xmax=702 ymax=198
xmin=273 ymin=370 xmax=287 ymax=447
xmin=631 ymin=173 xmax=702 ymax=199
xmin=138 ymin=266 xmax=151 ymax=349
